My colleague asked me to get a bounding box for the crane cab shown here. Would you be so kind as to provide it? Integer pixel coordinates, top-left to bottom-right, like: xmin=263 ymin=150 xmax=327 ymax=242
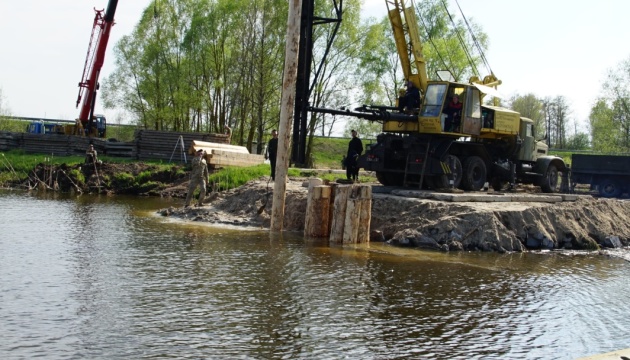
xmin=382 ymin=81 xmax=483 ymax=136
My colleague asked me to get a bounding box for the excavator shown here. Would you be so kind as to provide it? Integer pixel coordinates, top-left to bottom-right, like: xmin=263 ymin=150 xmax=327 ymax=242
xmin=308 ymin=0 xmax=567 ymax=192
xmin=66 ymin=0 xmax=117 ymax=138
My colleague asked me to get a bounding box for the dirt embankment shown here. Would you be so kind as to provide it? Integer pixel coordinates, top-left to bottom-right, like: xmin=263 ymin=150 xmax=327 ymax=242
xmin=158 ymin=178 xmax=630 ymax=254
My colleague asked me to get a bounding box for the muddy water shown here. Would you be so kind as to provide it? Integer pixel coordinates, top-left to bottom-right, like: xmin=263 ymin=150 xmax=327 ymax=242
xmin=1 ymin=190 xmax=629 ymax=359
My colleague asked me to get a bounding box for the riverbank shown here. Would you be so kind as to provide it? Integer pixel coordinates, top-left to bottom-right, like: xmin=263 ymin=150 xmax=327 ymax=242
xmin=6 ymin=159 xmax=630 ymax=255
xmin=159 ymin=177 xmax=630 ymax=254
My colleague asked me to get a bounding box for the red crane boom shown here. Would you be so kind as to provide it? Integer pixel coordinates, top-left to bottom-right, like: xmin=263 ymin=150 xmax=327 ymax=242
xmin=75 ymin=0 xmax=118 ymax=137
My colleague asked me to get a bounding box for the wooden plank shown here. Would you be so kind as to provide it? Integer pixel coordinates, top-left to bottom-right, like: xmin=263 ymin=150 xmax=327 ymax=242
xmin=190 ymin=140 xmax=250 ymax=155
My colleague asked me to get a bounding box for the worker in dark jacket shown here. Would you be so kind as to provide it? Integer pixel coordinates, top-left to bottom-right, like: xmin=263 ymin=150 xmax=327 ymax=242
xmin=444 ymin=94 xmax=463 ymax=132
xmin=265 ymin=129 xmax=279 ymax=180
xmin=399 ymin=80 xmax=421 ymax=114
xmin=345 ymin=129 xmax=363 ymax=181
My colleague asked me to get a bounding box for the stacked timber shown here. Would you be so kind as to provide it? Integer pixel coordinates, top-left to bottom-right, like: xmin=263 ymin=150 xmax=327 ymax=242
xmin=21 ymin=134 xmax=107 ymax=157
xmin=190 ymin=140 xmax=265 ymax=168
xmin=0 ymin=131 xmax=19 ymax=151
xmin=135 ymin=130 xmax=229 ymax=163
xmin=105 ymin=141 xmax=136 ymax=158
xmin=22 ymin=134 xmax=72 ymax=155
xmin=69 ymin=136 xmax=105 ymax=157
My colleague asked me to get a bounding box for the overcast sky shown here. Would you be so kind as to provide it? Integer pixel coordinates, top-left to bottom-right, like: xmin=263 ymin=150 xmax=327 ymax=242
xmin=1 ymin=0 xmax=628 ymax=133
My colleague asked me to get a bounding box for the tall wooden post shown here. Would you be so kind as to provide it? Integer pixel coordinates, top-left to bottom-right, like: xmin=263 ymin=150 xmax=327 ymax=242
xmin=271 ymin=0 xmax=302 ymax=231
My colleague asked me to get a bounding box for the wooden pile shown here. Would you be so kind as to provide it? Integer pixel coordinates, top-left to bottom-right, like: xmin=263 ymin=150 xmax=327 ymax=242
xmin=190 ymin=140 xmax=264 ymax=168
xmin=135 ymin=130 xmax=230 ymax=163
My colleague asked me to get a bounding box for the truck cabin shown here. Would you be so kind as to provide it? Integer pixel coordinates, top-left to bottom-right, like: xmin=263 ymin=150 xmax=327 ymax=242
xmin=83 ymin=114 xmax=107 ymax=138
xmin=419 ymin=82 xmax=482 ymax=135
xmin=94 ymin=114 xmax=106 ymax=138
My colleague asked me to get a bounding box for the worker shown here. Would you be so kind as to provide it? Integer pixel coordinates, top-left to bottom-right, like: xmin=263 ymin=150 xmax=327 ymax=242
xmin=184 ymin=149 xmax=209 ymax=208
xmin=85 ymin=144 xmax=98 ymax=164
xmin=264 ymin=129 xmax=278 ymax=181
xmin=399 ymin=80 xmax=421 ymax=114
xmin=224 ymin=125 xmax=232 ymax=144
xmin=345 ymin=129 xmax=363 ymax=182
xmin=444 ymin=94 xmax=463 ymax=132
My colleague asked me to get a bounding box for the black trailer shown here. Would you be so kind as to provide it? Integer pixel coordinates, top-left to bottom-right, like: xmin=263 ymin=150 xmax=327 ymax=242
xmin=570 ymin=154 xmax=630 ymax=198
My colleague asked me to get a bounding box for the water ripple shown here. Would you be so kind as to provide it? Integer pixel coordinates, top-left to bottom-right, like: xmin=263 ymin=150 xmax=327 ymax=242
xmin=1 ymin=191 xmax=630 ymax=359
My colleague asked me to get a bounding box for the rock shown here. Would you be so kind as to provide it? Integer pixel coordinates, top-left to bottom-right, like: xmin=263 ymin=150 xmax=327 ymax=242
xmin=603 ymin=236 xmax=622 ymax=249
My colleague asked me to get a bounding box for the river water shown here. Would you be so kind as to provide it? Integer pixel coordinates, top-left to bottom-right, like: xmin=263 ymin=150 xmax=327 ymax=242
xmin=1 ymin=190 xmax=629 ymax=360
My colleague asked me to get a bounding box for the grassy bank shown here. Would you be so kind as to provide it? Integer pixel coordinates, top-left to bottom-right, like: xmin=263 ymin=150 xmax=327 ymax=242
xmin=0 ymin=150 xmax=175 ymax=187
xmin=0 ymin=147 xmax=374 ymax=192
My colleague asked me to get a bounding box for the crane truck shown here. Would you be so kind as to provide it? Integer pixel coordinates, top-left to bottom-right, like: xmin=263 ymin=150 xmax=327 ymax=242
xmin=311 ymin=0 xmax=567 ymax=192
xmin=68 ymin=0 xmax=118 ymax=138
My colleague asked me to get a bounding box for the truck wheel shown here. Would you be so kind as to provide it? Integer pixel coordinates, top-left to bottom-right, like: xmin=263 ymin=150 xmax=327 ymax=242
xmin=376 ymin=172 xmax=403 ymax=186
xmin=430 ymin=155 xmax=463 ymax=189
xmin=375 ymin=172 xmax=391 ymax=186
xmin=448 ymin=155 xmax=463 ymax=188
xmin=539 ymin=164 xmax=559 ymax=193
xmin=461 ymin=156 xmax=487 ymax=191
xmin=490 ymin=177 xmax=506 ymax=191
xmin=598 ymin=178 xmax=622 ymax=198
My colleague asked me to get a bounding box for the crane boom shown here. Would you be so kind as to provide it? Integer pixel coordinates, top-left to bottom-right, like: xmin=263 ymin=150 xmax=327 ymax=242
xmin=386 ymin=0 xmax=428 ymax=94
xmin=75 ymin=0 xmax=118 ymax=137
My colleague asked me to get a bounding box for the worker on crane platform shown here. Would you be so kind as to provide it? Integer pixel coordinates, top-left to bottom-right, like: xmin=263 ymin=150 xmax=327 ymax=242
xmin=398 ymin=81 xmax=421 ymax=114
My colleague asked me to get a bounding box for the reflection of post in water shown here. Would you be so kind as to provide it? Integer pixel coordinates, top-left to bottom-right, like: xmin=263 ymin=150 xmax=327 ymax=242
xmin=304 ymin=181 xmax=372 ymax=244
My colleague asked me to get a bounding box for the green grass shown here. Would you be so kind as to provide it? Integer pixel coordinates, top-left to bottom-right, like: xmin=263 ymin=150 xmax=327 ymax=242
xmin=0 ymin=117 xmax=28 ymax=132
xmin=208 ymin=164 xmax=302 ymax=191
xmin=310 ymin=137 xmax=348 ymax=169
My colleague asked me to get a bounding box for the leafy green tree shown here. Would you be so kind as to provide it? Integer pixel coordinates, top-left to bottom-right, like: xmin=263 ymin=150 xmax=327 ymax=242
xmin=102 ymin=0 xmax=287 ymax=152
xmin=509 ymin=93 xmax=544 ymax=137
xmin=343 ymin=117 xmax=381 ymax=140
xmin=590 ymin=99 xmax=627 ymax=152
xmin=415 ymin=0 xmax=489 ymax=83
xmin=590 ymin=56 xmax=630 ymax=152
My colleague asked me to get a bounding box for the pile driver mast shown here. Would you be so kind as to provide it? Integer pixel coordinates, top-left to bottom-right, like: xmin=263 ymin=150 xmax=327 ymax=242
xmin=75 ymin=0 xmax=118 ymax=138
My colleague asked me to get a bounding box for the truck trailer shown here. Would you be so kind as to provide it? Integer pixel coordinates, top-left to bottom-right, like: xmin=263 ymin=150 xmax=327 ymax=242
xmin=571 ymin=154 xmax=630 ymax=198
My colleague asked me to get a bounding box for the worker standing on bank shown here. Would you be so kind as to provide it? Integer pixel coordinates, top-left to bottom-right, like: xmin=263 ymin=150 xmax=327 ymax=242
xmin=265 ymin=129 xmax=279 ymax=181
xmin=85 ymin=144 xmax=98 ymax=164
xmin=346 ymin=129 xmax=363 ymax=182
xmin=185 ymin=149 xmax=209 ymax=208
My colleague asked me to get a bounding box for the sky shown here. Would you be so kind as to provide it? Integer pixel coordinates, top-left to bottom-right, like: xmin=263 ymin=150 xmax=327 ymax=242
xmin=1 ymin=0 xmax=628 ymax=133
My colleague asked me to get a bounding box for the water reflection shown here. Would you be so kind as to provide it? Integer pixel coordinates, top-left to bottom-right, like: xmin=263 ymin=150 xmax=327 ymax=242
xmin=1 ymin=190 xmax=629 ymax=359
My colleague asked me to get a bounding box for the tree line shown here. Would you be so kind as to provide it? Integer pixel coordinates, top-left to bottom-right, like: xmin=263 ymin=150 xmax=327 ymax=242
xmin=98 ymin=0 xmax=630 ymax=155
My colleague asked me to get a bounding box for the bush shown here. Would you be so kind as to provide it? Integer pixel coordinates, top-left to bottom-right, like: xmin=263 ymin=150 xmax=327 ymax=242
xmin=112 ymin=172 xmax=135 ymax=189
xmin=68 ymin=168 xmax=85 ymax=185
